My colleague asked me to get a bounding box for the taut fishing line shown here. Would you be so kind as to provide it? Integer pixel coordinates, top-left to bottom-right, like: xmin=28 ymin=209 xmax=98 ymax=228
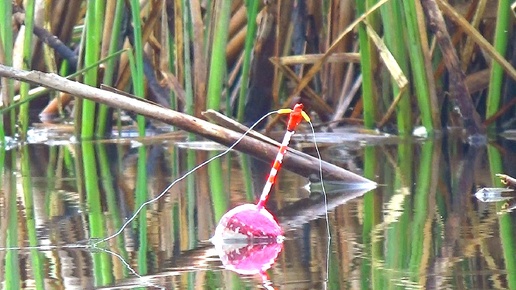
xmin=93 ymin=110 xmax=277 ymax=246
xmin=0 ymin=109 xmax=277 ymax=287
xmin=308 ymin=121 xmax=331 ymax=283
xmin=0 ymin=106 xmax=332 ymax=288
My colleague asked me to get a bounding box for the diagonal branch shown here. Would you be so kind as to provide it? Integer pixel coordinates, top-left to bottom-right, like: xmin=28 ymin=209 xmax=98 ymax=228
xmin=0 ymin=64 xmax=377 ymax=186
xmin=421 ymin=0 xmax=485 ymax=136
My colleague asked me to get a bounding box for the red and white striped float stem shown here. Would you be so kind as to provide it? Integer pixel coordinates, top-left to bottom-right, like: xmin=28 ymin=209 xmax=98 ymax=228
xmin=256 ymin=103 xmax=310 ymax=209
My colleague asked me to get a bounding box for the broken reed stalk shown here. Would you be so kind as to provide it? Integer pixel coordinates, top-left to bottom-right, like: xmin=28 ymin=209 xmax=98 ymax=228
xmin=0 ymin=64 xmax=375 ymax=185
xmin=421 ymin=0 xmax=485 ymax=136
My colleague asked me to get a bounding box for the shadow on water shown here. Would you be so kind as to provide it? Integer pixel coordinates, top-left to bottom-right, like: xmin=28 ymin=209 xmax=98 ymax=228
xmin=2 ymin=134 xmax=516 ymax=289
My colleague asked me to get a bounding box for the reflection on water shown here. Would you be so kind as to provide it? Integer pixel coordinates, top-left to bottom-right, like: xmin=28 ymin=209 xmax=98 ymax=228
xmin=1 ymin=136 xmax=516 ymax=289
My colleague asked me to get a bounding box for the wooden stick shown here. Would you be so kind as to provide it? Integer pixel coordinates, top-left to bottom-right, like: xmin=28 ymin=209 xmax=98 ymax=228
xmin=421 ymin=0 xmax=485 ymax=136
xmin=0 ymin=64 xmax=376 ymax=185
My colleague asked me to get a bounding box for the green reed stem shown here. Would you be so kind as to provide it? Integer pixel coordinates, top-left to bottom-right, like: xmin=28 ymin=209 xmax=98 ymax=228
xmin=97 ymin=143 xmax=130 ymax=275
xmin=328 ymin=244 xmax=340 ymax=289
xmin=408 ymin=141 xmax=433 ymax=276
xmin=401 ymin=1 xmax=434 ymax=133
xmin=135 ymin=145 xmax=148 ymax=274
xmin=230 ymin=273 xmax=244 ymax=289
xmin=380 ymin=0 xmax=412 ymax=135
xmin=44 ymin=146 xmax=58 ymax=223
xmin=186 ymin=149 xmax=197 ymax=247
xmin=209 ymin=153 xmax=227 ymax=220
xmin=236 ymin=0 xmax=260 ymax=122
xmin=486 ymin=0 xmax=511 ymax=129
xmin=239 ymin=154 xmax=255 ymax=202
xmin=4 ymin=151 xmax=20 ymax=289
xmin=81 ymin=0 xmax=104 ymax=139
xmin=361 ymin=146 xmax=377 ymax=289
xmin=0 ymin=0 xmax=15 ymax=139
xmin=18 ymin=0 xmax=35 ymax=137
xmin=356 ymin=1 xmax=376 ymax=129
xmin=97 ymin=144 xmax=122 ymax=229
xmin=83 ymin=142 xmax=112 ymax=285
xmin=206 ymin=0 xmax=232 ymax=110
xmin=205 ymin=1 xmax=232 ymax=225
xmin=129 ymin=0 xmax=146 ymax=135
xmin=488 ymin=145 xmax=516 ymax=289
xmin=385 ymin=141 xmax=413 ymax=279
xmin=20 ymin=146 xmax=45 ymax=290
xmin=182 ymin=0 xmax=197 ymax=242
xmin=499 ymin=210 xmax=516 ymax=289
xmin=96 ymin=0 xmax=125 ymax=137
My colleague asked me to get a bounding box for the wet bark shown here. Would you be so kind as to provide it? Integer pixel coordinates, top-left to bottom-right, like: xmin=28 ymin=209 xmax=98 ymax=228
xmin=0 ymin=64 xmax=376 ymax=185
xmin=421 ymin=0 xmax=485 ymax=137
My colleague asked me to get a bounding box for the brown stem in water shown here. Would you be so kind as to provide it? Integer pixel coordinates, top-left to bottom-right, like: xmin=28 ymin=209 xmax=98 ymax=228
xmin=421 ymin=0 xmax=485 ymax=136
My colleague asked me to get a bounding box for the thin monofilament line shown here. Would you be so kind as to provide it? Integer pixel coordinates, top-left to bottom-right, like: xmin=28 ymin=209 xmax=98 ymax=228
xmin=0 ymin=242 xmax=149 ymax=285
xmin=94 ymin=246 xmax=142 ymax=278
xmin=93 ymin=111 xmax=278 ymax=246
xmin=0 ymin=243 xmax=87 ymax=251
xmin=308 ymin=121 xmax=331 ymax=282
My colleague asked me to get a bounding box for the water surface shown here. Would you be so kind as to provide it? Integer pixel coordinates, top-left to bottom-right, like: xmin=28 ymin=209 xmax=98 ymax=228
xmin=1 ymin=133 xmax=516 ymax=289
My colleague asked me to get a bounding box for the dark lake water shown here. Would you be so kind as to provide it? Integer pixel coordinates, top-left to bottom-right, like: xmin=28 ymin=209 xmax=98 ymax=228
xmin=1 ymin=130 xmax=516 ymax=289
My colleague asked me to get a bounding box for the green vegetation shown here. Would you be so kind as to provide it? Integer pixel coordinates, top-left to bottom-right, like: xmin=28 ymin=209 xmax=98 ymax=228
xmin=0 ymin=2 xmax=516 ymax=287
xmin=21 ymin=147 xmax=45 ymax=289
xmin=486 ymin=0 xmax=512 ymax=128
xmin=81 ymin=0 xmax=104 ymax=139
xmin=0 ymin=1 xmax=513 ymax=139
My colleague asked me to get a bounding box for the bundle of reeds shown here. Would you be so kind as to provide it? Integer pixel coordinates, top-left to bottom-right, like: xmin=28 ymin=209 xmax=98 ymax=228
xmin=0 ymin=0 xmax=514 ymax=140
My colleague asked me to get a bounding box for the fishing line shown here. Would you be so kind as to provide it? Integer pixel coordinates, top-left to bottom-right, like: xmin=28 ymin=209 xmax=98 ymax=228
xmin=0 ymin=242 xmax=151 ymax=286
xmin=0 ymin=243 xmax=86 ymax=251
xmin=307 ymin=121 xmax=331 ymax=282
xmin=0 ymin=106 xmax=331 ymax=287
xmin=93 ymin=110 xmax=278 ymax=246
xmin=0 ymin=108 xmax=282 ymax=284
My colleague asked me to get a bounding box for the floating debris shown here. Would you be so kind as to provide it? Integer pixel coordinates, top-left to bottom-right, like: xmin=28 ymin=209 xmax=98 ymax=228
xmin=474 ymin=187 xmax=515 ymax=203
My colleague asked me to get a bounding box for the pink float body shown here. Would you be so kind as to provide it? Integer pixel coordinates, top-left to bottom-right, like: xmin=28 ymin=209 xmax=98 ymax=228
xmin=212 ymin=204 xmax=283 ymax=276
xmin=211 ymin=104 xmax=307 ymax=276
xmin=213 ymin=204 xmax=283 ymax=243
